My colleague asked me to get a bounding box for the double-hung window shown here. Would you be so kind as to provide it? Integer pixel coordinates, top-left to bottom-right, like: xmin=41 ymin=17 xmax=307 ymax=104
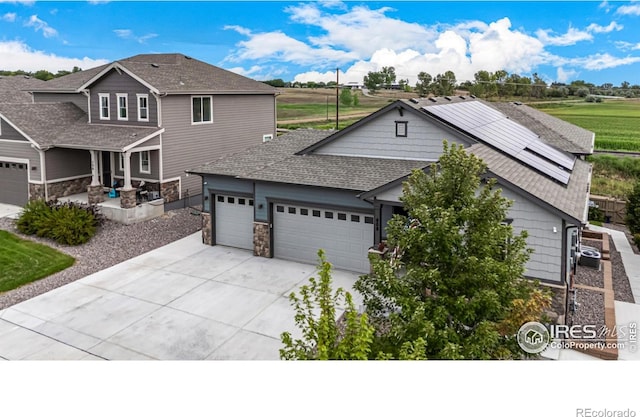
xmin=139 ymin=151 xmax=151 ymax=174
xmin=99 ymin=93 xmax=110 ymax=120
xmin=192 ymin=96 xmax=212 ymax=124
xmin=117 ymin=93 xmax=128 ymax=121
xmin=137 ymin=94 xmax=149 ymax=122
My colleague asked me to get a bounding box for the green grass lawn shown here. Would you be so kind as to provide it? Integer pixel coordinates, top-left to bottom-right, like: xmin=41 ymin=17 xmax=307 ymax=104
xmin=532 ymin=100 xmax=640 ymax=151
xmin=0 ymin=230 xmax=75 ymax=293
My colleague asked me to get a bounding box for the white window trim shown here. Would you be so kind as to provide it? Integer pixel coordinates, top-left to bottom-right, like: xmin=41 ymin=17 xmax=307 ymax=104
xmin=117 ymin=93 xmax=128 ymax=121
xmin=191 ymin=95 xmax=213 ymax=125
xmin=139 ymin=150 xmax=151 ymax=174
xmin=99 ymin=93 xmax=110 ymax=120
xmin=137 ymin=93 xmax=149 ymax=122
xmin=118 ymin=153 xmax=124 ymax=171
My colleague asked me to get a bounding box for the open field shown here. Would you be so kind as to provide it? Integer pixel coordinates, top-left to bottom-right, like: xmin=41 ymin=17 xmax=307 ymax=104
xmin=531 ymin=99 xmax=640 ymax=152
xmin=0 ymin=230 xmax=75 ymax=292
xmin=277 ymin=87 xmax=414 ymax=128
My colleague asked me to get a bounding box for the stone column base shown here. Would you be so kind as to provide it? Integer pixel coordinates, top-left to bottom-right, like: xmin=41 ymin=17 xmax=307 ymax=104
xmin=87 ymin=184 xmax=105 ymax=205
xmin=202 ymin=212 xmax=212 ymax=245
xmin=120 ymin=189 xmax=137 ymax=208
xmin=253 ymin=222 xmax=271 ymax=257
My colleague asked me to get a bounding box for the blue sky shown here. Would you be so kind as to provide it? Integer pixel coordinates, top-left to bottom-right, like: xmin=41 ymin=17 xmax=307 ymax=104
xmin=1 ymin=1 xmax=640 ymax=86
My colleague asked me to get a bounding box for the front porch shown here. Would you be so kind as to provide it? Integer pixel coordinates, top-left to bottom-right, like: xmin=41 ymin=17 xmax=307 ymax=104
xmin=59 ymin=191 xmax=165 ymax=225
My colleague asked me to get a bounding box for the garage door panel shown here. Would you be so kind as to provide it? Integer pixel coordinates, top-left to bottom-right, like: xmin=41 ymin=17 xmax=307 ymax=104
xmin=214 ymin=195 xmax=254 ymax=250
xmin=274 ymin=203 xmax=373 ymax=273
xmin=0 ymin=160 xmax=28 ymax=206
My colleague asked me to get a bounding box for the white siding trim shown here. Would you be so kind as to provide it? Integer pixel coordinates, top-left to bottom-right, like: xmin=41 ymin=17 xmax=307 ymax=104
xmin=122 ymin=128 xmax=165 ymax=152
xmin=44 ymin=173 xmax=89 ymax=183
xmin=99 ymin=93 xmax=110 ymax=120
xmin=139 ymin=150 xmax=151 ymax=174
xmin=190 ymin=95 xmax=213 ymax=125
xmin=137 ymin=93 xmax=149 ymax=122
xmin=0 ymin=115 xmax=41 ymax=149
xmin=77 ymin=62 xmax=160 ymax=94
xmin=116 ymin=93 xmax=128 ymax=121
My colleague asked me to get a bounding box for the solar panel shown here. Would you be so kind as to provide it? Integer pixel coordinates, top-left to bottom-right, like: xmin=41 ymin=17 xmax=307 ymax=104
xmin=423 ymin=101 xmax=576 ymax=185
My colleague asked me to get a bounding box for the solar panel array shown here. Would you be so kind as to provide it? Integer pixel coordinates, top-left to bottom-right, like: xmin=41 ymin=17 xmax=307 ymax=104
xmin=422 ymin=100 xmax=576 ymax=185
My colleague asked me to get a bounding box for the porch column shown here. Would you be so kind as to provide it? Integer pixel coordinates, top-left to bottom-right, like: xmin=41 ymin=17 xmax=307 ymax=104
xmin=120 ymin=151 xmax=136 ymax=208
xmin=87 ymin=150 xmax=104 ymax=205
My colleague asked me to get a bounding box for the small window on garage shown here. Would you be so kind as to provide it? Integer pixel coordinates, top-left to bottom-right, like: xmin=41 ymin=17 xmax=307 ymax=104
xmin=288 ymin=207 xmax=296 ymax=214
xmin=365 ymin=216 xmax=374 ymax=224
xmin=395 ymin=121 xmax=408 ymax=137
xmin=217 ymin=195 xmax=224 ymax=202
xmin=249 ymin=199 xmax=254 ymax=206
xmin=325 ymin=211 xmax=334 ymax=219
xmin=228 ymin=197 xmax=235 ymax=204
xmin=338 ymin=213 xmax=347 ymax=221
xmin=313 ymin=210 xmax=321 ymax=217
xmin=351 ymin=215 xmax=360 ymax=222
xmin=238 ymin=198 xmax=246 ymax=205
xmin=277 ymin=205 xmax=284 ymax=213
xmin=300 ymin=208 xmax=308 ymax=216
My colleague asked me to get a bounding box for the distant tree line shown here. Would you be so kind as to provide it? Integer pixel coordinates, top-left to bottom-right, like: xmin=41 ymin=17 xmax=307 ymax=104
xmin=0 ymin=66 xmax=82 ymax=81
xmin=276 ymin=68 xmax=640 ymax=99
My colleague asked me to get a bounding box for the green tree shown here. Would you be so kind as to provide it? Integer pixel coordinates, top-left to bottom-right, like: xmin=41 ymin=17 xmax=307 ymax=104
xmin=280 ymin=250 xmax=375 ymax=360
xmin=340 ymin=88 xmax=353 ymax=106
xmin=625 ymin=182 xmax=640 ymax=245
xmin=380 ymin=66 xmax=396 ymax=88
xmin=355 ymin=142 xmax=550 ymax=359
xmin=33 ymin=70 xmax=54 ymax=81
xmin=364 ymin=71 xmax=384 ymax=92
xmin=415 ymin=71 xmax=433 ymax=97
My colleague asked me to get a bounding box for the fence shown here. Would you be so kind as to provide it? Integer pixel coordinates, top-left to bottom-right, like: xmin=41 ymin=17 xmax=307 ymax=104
xmin=590 ymin=194 xmax=626 ymax=224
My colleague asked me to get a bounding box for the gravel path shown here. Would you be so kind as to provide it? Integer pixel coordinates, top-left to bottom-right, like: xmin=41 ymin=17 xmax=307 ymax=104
xmin=0 ymin=208 xmax=202 ymax=310
xmin=610 ymin=237 xmax=635 ymax=303
xmin=568 ymin=288 xmax=605 ymax=332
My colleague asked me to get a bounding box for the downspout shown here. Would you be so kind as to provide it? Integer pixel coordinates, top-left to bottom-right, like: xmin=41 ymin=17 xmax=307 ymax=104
xmin=35 ymin=146 xmax=48 ymax=201
xmin=82 ymin=90 xmax=91 ymax=123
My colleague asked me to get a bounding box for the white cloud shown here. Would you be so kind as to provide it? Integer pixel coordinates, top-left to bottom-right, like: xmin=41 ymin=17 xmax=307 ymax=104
xmin=615 ymin=41 xmax=640 ymax=51
xmin=586 ymin=21 xmax=623 ymax=33
xmin=556 ymin=67 xmax=578 ymax=83
xmin=113 ymin=29 xmax=157 ymax=44
xmin=25 ymin=14 xmax=57 ymax=38
xmin=536 ymin=27 xmax=592 ymax=46
xmin=2 ymin=12 xmax=16 ymax=22
xmin=559 ymin=53 xmax=640 ymax=70
xmin=616 ymin=3 xmax=640 ymax=16
xmin=0 ymin=40 xmax=109 ymax=72
xmin=599 ymin=1 xmax=612 ymax=13
xmin=225 ymin=27 xmax=358 ymax=66
xmin=0 ymin=0 xmax=35 ymax=5
xmin=88 ymin=0 xmax=110 ymax=4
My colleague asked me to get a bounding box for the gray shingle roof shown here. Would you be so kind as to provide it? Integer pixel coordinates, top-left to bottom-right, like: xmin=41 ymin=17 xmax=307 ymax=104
xmin=0 ymin=102 xmax=162 ymax=151
xmin=189 ymin=129 xmax=428 ymax=191
xmin=469 ymin=143 xmax=590 ymax=223
xmin=32 ymin=54 xmax=276 ymax=95
xmin=0 ymin=75 xmax=46 ymax=102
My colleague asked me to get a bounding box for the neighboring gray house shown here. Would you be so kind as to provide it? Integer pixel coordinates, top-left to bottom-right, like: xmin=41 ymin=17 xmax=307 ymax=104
xmin=0 ymin=54 xmax=277 ymax=209
xmin=189 ymin=96 xmax=594 ymax=287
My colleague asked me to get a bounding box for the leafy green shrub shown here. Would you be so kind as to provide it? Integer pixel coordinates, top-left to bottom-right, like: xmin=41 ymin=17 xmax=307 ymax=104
xmin=588 ymin=204 xmax=605 ymax=222
xmin=16 ymin=199 xmax=103 ymax=245
xmin=16 ymin=199 xmax=52 ymax=235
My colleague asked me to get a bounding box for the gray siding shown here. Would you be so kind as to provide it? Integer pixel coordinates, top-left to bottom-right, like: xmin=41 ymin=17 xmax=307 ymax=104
xmin=89 ymin=70 xmax=159 ymax=126
xmin=315 ymin=111 xmax=472 ymax=160
xmin=45 ymin=148 xmax=90 ymax=179
xmin=202 ymin=175 xmax=254 ymax=211
xmin=113 ymin=150 xmax=160 ymax=180
xmin=0 ymin=119 xmax=28 ymax=141
xmin=255 ymin=182 xmax=372 ymax=222
xmin=162 ymin=94 xmax=276 ymax=198
xmin=502 ymin=186 xmax=564 ymax=283
xmin=0 ymin=141 xmax=41 ymax=181
xmin=33 ymin=92 xmax=88 ymax=112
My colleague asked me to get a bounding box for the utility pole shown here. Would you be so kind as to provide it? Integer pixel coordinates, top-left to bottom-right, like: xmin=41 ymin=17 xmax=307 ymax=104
xmin=336 ymin=68 xmax=339 ymax=130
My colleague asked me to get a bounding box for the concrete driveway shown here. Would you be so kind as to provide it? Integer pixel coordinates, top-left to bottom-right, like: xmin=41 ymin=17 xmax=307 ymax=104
xmin=0 ymin=232 xmax=362 ymax=360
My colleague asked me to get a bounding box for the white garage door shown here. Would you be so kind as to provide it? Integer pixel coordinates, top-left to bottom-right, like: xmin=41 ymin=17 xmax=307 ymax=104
xmin=273 ymin=203 xmax=374 ymax=273
xmin=214 ymin=194 xmax=254 ymax=250
xmin=0 ymin=160 xmax=28 ymax=206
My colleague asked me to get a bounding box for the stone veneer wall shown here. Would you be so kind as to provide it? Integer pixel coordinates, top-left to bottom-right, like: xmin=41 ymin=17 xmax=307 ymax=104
xmin=160 ymin=179 xmax=180 ymax=203
xmin=46 ymin=176 xmax=91 ymax=200
xmin=29 ymin=183 xmax=45 ymax=200
xmin=253 ymin=222 xmax=271 ymax=257
xmin=202 ymin=212 xmax=212 ymax=245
